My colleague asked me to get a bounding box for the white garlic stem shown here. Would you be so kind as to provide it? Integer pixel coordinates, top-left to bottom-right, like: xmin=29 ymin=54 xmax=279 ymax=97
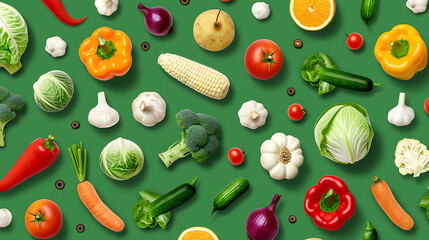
xmin=398 ymin=92 xmax=406 ymax=107
xmin=250 ymin=110 xmax=259 ymax=120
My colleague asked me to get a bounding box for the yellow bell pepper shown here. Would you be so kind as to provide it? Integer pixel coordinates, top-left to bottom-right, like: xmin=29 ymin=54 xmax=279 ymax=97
xmin=374 ymin=24 xmax=428 ymax=80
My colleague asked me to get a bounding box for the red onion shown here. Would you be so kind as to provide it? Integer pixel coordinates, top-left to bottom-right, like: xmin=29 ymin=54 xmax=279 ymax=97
xmin=137 ymin=3 xmax=173 ymax=36
xmin=246 ymin=194 xmax=281 ymax=240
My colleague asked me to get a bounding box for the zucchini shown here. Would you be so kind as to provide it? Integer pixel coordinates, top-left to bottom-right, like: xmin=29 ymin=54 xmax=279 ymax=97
xmin=318 ymin=67 xmax=381 ymax=92
xmin=361 ymin=0 xmax=377 ymax=26
xmin=211 ymin=177 xmax=250 ymax=217
xmin=147 ymin=177 xmax=198 ymax=218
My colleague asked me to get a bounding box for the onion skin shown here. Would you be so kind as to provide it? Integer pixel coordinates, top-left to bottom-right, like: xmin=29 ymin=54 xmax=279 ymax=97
xmin=246 ymin=194 xmax=281 ymax=240
xmin=137 ymin=3 xmax=173 ymax=36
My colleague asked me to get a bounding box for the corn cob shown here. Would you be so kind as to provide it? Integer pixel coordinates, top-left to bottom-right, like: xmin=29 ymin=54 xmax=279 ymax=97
xmin=158 ymin=53 xmax=230 ymax=100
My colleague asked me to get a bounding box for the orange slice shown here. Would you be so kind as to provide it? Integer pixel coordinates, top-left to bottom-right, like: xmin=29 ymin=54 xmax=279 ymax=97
xmin=178 ymin=227 xmax=219 ymax=240
xmin=290 ymin=0 xmax=336 ymax=31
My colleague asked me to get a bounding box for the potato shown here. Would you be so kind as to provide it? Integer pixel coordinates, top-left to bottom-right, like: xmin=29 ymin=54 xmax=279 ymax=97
xmin=193 ymin=9 xmax=235 ymax=51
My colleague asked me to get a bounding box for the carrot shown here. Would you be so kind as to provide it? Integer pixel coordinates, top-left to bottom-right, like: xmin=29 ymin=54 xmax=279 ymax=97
xmin=371 ymin=176 xmax=414 ymax=230
xmin=69 ymin=142 xmax=124 ymax=232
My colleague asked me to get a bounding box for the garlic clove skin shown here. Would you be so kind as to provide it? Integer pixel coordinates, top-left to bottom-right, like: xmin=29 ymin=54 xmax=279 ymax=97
xmin=252 ymin=2 xmax=271 ymax=20
xmin=238 ymin=100 xmax=268 ymax=129
xmin=132 ymin=92 xmax=166 ymax=127
xmin=0 ymin=208 xmax=12 ymax=228
xmin=88 ymin=92 xmax=120 ymax=128
xmin=388 ymin=92 xmax=415 ymax=126
xmin=45 ymin=36 xmax=67 ymax=57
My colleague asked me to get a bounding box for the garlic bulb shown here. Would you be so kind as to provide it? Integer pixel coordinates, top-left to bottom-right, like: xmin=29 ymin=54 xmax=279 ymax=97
xmin=88 ymin=92 xmax=119 ymax=128
xmin=406 ymin=0 xmax=428 ymax=14
xmin=388 ymin=92 xmax=415 ymax=126
xmin=238 ymin=100 xmax=268 ymax=129
xmin=0 ymin=208 xmax=12 ymax=228
xmin=132 ymin=92 xmax=166 ymax=127
xmin=252 ymin=2 xmax=270 ymax=20
xmin=45 ymin=36 xmax=67 ymax=57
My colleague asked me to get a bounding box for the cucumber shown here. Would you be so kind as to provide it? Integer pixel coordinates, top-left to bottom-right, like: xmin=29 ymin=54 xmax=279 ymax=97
xmin=361 ymin=0 xmax=377 ymax=26
xmin=318 ymin=67 xmax=381 ymax=92
xmin=211 ymin=177 xmax=250 ymax=217
xmin=147 ymin=177 xmax=198 ymax=218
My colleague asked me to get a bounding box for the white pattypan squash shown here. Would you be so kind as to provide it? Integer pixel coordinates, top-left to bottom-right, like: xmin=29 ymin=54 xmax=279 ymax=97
xmin=260 ymin=132 xmax=304 ymax=180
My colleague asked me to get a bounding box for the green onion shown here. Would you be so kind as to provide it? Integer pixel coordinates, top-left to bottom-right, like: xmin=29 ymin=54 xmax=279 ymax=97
xmin=68 ymin=142 xmax=87 ymax=183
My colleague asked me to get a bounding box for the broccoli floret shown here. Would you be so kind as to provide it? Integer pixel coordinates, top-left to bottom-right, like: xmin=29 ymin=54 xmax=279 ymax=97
xmin=4 ymin=94 xmax=25 ymax=111
xmin=0 ymin=104 xmax=16 ymax=147
xmin=176 ymin=109 xmax=198 ymax=129
xmin=196 ymin=113 xmax=219 ymax=136
xmin=191 ymin=148 xmax=209 ymax=163
xmin=185 ymin=125 xmax=208 ymax=152
xmin=159 ymin=109 xmax=220 ymax=167
xmin=203 ymin=135 xmax=220 ymax=155
xmin=0 ymin=86 xmax=11 ymax=102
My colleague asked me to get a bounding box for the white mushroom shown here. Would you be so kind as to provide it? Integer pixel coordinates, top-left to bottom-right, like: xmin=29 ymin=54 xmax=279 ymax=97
xmin=45 ymin=36 xmax=67 ymax=57
xmin=132 ymin=92 xmax=166 ymax=127
xmin=88 ymin=92 xmax=120 ymax=128
xmin=252 ymin=2 xmax=271 ymax=20
xmin=238 ymin=100 xmax=268 ymax=129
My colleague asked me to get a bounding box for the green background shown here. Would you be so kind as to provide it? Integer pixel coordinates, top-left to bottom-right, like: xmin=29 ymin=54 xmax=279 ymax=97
xmin=1 ymin=0 xmax=429 ymax=239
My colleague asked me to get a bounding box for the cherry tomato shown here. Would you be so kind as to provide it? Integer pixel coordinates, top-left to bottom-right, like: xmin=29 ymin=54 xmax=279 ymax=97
xmin=244 ymin=39 xmax=283 ymax=80
xmin=228 ymin=148 xmax=244 ymax=165
xmin=221 ymin=0 xmax=231 ymax=2
xmin=25 ymin=199 xmax=63 ymax=239
xmin=288 ymin=104 xmax=307 ymax=121
xmin=346 ymin=33 xmax=364 ymax=50
xmin=425 ymin=98 xmax=429 ymax=114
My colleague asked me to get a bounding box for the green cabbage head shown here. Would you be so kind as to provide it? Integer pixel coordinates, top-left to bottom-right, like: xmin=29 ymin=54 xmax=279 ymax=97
xmin=100 ymin=137 xmax=144 ymax=181
xmin=314 ymin=102 xmax=374 ymax=164
xmin=0 ymin=2 xmax=28 ymax=74
xmin=33 ymin=70 xmax=74 ymax=112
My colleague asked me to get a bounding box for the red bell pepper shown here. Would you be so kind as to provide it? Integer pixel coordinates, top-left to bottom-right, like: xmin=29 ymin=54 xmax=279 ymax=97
xmin=304 ymin=175 xmax=356 ymax=231
xmin=0 ymin=135 xmax=60 ymax=192
xmin=41 ymin=0 xmax=87 ymax=26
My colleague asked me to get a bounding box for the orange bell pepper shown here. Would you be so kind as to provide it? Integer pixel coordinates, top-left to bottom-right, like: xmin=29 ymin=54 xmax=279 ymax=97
xmin=79 ymin=27 xmax=132 ymax=81
xmin=374 ymin=24 xmax=427 ymax=80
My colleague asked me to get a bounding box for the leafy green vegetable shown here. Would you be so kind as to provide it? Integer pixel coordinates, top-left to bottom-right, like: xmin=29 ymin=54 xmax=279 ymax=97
xmin=0 ymin=86 xmax=24 ymax=147
xmin=132 ymin=190 xmax=171 ymax=229
xmin=315 ymin=102 xmax=374 ymax=164
xmin=301 ymin=53 xmax=337 ymax=95
xmin=158 ymin=109 xmax=220 ymax=167
xmin=0 ymin=3 xmax=28 ymax=75
xmin=33 ymin=70 xmax=74 ymax=112
xmin=100 ymin=137 xmax=144 ymax=181
xmin=419 ymin=185 xmax=429 ymax=220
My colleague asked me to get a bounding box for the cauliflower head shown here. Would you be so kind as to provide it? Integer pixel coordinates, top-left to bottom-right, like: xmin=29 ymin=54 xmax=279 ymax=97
xmin=395 ymin=138 xmax=429 ymax=177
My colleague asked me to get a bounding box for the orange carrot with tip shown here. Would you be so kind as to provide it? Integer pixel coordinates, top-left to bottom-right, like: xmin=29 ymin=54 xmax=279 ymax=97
xmin=69 ymin=142 xmax=124 ymax=232
xmin=371 ymin=176 xmax=414 ymax=231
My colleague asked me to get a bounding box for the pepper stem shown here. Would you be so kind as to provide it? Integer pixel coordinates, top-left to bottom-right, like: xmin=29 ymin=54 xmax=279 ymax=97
xmin=319 ymin=188 xmax=340 ymax=213
xmin=390 ymin=39 xmax=410 ymax=58
xmin=43 ymin=135 xmax=56 ymax=151
xmin=97 ymin=36 xmax=117 ymax=60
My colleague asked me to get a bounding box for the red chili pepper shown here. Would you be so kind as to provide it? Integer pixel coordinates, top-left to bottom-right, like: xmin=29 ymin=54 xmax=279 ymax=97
xmin=304 ymin=175 xmax=356 ymax=231
xmin=41 ymin=0 xmax=87 ymax=26
xmin=0 ymin=135 xmax=60 ymax=192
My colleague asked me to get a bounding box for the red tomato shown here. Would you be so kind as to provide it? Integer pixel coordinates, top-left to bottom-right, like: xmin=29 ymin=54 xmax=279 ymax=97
xmin=288 ymin=104 xmax=306 ymax=121
xmin=425 ymin=98 xmax=429 ymax=114
xmin=244 ymin=39 xmax=283 ymax=80
xmin=25 ymin=199 xmax=63 ymax=239
xmin=346 ymin=33 xmax=364 ymax=50
xmin=228 ymin=148 xmax=244 ymax=165
xmin=221 ymin=0 xmax=231 ymax=2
